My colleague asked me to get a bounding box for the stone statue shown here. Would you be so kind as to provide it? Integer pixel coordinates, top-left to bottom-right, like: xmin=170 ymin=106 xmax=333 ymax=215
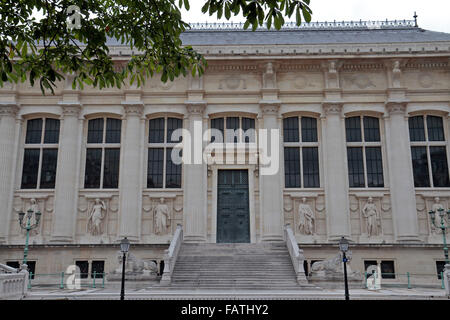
xmin=114 ymin=251 xmax=158 ymax=275
xmin=87 ymin=198 xmax=107 ymax=236
xmin=431 ymin=197 xmax=446 ymax=234
xmin=154 ymin=198 xmax=170 ymax=235
xmin=263 ymin=62 xmax=276 ymax=88
xmin=310 ymin=251 xmax=361 ymax=281
xmin=361 ymin=197 xmax=381 ymax=237
xmin=298 ymin=198 xmax=315 ymax=235
xmin=392 ymin=60 xmax=402 ymax=88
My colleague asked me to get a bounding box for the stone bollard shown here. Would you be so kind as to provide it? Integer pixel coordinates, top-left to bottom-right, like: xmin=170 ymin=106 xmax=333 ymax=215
xmin=444 ymin=264 xmax=450 ymax=297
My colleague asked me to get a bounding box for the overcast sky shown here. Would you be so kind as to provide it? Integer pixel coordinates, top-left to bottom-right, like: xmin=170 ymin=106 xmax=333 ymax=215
xmin=182 ymin=0 xmax=450 ymax=33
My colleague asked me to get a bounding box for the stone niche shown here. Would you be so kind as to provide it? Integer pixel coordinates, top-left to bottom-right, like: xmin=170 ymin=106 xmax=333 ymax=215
xmin=283 ymin=193 xmax=326 ymax=243
xmin=141 ymin=193 xmax=183 ymax=243
xmin=349 ymin=193 xmax=394 ymax=244
xmin=76 ymin=193 xmax=119 ymax=244
xmin=10 ymin=194 xmax=54 ymax=245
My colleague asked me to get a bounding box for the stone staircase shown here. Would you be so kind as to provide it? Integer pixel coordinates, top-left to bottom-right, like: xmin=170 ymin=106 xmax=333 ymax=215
xmin=167 ymin=243 xmax=302 ymax=289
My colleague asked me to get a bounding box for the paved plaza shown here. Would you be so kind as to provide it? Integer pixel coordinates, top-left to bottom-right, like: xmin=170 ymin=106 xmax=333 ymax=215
xmin=23 ymin=287 xmax=449 ymax=300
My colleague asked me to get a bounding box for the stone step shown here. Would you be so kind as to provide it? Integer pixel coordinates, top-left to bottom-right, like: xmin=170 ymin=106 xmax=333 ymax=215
xmin=166 ymin=242 xmax=299 ymax=289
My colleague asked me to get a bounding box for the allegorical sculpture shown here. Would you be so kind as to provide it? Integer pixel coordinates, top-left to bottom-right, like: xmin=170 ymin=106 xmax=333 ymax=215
xmin=361 ymin=197 xmax=381 ymax=237
xmin=309 ymin=251 xmax=362 ymax=283
xmin=431 ymin=197 xmax=446 ymax=234
xmin=298 ymin=198 xmax=315 ymax=235
xmin=87 ymin=198 xmax=107 ymax=236
xmin=107 ymin=251 xmax=158 ymax=281
xmin=262 ymin=62 xmax=276 ymax=89
xmin=154 ymin=198 xmax=170 ymax=235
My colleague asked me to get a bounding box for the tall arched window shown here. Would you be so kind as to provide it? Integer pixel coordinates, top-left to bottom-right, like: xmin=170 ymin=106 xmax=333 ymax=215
xmin=21 ymin=118 xmax=60 ymax=189
xmin=283 ymin=116 xmax=320 ymax=188
xmin=84 ymin=117 xmax=121 ymax=189
xmin=210 ymin=116 xmax=256 ymax=143
xmin=345 ymin=116 xmax=384 ymax=188
xmin=408 ymin=115 xmax=450 ymax=187
xmin=147 ymin=117 xmax=183 ymax=188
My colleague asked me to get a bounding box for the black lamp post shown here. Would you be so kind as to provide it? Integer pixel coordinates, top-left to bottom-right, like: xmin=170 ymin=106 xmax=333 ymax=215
xmin=120 ymin=237 xmax=130 ymax=301
xmin=339 ymin=236 xmax=350 ymax=301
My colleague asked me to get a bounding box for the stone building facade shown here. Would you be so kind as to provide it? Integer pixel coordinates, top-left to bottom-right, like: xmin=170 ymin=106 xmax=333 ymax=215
xmin=1 ymin=20 xmax=450 ymax=285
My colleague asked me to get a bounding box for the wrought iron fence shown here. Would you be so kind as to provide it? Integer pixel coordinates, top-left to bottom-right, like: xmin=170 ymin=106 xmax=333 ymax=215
xmin=363 ymin=272 xmax=446 ymax=289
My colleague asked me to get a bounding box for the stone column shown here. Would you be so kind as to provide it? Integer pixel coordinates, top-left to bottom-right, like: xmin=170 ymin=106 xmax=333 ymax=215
xmin=51 ymin=104 xmax=82 ymax=242
xmin=385 ymin=103 xmax=419 ymax=242
xmin=183 ymin=102 xmax=207 ymax=242
xmin=322 ymin=103 xmax=351 ymax=240
xmin=0 ymin=104 xmax=19 ymax=244
xmin=118 ymin=104 xmax=144 ymax=242
xmin=259 ymin=103 xmax=284 ymax=242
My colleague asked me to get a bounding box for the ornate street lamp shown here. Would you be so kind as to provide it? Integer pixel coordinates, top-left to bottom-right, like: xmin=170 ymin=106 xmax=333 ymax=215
xmin=120 ymin=237 xmax=130 ymax=300
xmin=339 ymin=236 xmax=350 ymax=301
xmin=428 ymin=208 xmax=450 ymax=264
xmin=18 ymin=209 xmax=41 ymax=267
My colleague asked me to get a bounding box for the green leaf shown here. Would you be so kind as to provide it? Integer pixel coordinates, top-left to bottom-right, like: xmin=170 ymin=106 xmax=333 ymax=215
xmin=225 ymin=5 xmax=231 ymax=20
xmin=184 ymin=0 xmax=190 ymax=10
xmin=302 ymin=7 xmax=311 ymax=23
xmin=243 ymin=20 xmax=250 ymax=30
xmin=201 ymin=2 xmax=209 ymax=13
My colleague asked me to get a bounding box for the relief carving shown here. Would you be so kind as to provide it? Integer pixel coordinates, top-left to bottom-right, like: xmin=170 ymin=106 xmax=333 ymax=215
xmin=153 ymin=198 xmax=171 ymax=235
xmin=87 ymin=198 xmax=107 ymax=236
xmin=297 ymin=198 xmax=315 ymax=235
xmin=430 ymin=197 xmax=448 ymax=234
xmin=361 ymin=197 xmax=381 ymax=237
xmin=343 ymin=74 xmax=376 ymax=89
xmin=218 ymin=75 xmax=247 ymax=90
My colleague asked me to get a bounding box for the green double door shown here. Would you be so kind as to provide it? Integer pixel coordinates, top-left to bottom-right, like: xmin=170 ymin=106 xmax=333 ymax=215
xmin=217 ymin=170 xmax=250 ymax=243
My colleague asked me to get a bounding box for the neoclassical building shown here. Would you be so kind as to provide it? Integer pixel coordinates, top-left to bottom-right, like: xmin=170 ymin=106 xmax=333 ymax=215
xmin=1 ymin=19 xmax=450 ymax=285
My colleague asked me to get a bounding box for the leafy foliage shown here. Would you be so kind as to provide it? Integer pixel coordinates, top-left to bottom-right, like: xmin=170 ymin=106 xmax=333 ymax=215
xmin=0 ymin=0 xmax=312 ymax=94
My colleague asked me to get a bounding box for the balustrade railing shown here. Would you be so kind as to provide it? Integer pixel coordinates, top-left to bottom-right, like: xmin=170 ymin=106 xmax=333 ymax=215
xmin=0 ymin=263 xmax=28 ymax=300
xmin=160 ymin=224 xmax=183 ymax=285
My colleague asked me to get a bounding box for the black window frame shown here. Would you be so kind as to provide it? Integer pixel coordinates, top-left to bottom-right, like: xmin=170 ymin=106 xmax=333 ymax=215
xmin=409 ymin=115 xmax=450 ymax=188
xmin=84 ymin=117 xmax=121 ymax=189
xmin=147 ymin=117 xmax=183 ymax=189
xmin=21 ymin=118 xmax=60 ymax=190
xmin=283 ymin=116 xmax=320 ymax=189
xmin=345 ymin=116 xmax=384 ymax=189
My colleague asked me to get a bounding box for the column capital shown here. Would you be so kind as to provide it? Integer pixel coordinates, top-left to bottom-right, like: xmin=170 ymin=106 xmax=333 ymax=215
xmin=385 ymin=101 xmax=408 ymax=115
xmin=0 ymin=103 xmax=19 ymax=117
xmin=122 ymin=102 xmax=144 ymax=117
xmin=322 ymin=102 xmax=343 ymax=116
xmin=259 ymin=101 xmax=280 ymax=116
xmin=59 ymin=103 xmax=82 ymax=117
xmin=185 ymin=101 xmax=207 ymax=116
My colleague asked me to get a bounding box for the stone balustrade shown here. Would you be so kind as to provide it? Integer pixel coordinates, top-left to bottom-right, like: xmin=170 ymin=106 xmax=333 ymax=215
xmin=284 ymin=224 xmax=308 ymax=285
xmin=160 ymin=224 xmax=183 ymax=285
xmin=0 ymin=263 xmax=28 ymax=300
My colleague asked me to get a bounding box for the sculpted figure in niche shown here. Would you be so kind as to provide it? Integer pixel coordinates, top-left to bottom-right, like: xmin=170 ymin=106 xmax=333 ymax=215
xmin=154 ymin=198 xmax=170 ymax=235
xmin=263 ymin=62 xmax=276 ymax=89
xmin=298 ymin=198 xmax=315 ymax=235
xmin=431 ymin=197 xmax=447 ymax=234
xmin=361 ymin=197 xmax=381 ymax=237
xmin=392 ymin=60 xmax=402 ymax=88
xmin=87 ymin=198 xmax=107 ymax=236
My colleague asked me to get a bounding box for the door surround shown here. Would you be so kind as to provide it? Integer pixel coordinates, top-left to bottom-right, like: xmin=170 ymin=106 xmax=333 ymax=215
xmin=210 ymin=164 xmax=257 ymax=243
